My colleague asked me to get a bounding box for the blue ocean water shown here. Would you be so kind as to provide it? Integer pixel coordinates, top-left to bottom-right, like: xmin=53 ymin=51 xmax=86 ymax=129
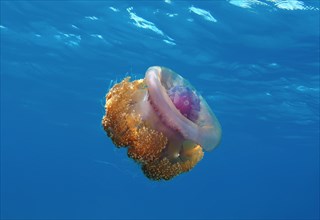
xmin=1 ymin=0 xmax=319 ymax=219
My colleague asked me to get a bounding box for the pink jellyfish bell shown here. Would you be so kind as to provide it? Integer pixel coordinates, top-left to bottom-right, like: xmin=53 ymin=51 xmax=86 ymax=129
xmin=102 ymin=66 xmax=222 ymax=180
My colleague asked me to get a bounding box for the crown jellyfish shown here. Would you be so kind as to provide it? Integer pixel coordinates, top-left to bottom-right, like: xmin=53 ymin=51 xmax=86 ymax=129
xmin=102 ymin=66 xmax=222 ymax=180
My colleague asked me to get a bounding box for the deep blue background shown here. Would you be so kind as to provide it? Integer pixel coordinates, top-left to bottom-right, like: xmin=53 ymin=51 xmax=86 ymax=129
xmin=1 ymin=1 xmax=319 ymax=219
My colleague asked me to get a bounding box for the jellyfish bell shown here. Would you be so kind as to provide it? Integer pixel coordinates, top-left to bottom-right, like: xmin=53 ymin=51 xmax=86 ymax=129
xmin=102 ymin=66 xmax=222 ymax=180
xmin=144 ymin=66 xmax=221 ymax=151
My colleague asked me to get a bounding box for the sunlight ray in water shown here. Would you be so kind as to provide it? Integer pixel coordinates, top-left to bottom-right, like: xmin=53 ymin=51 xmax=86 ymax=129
xmin=189 ymin=6 xmax=217 ymax=22
xmin=228 ymin=0 xmax=319 ymax=10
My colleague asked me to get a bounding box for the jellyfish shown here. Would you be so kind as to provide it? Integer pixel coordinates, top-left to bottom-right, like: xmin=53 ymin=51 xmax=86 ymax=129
xmin=102 ymin=66 xmax=221 ymax=180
